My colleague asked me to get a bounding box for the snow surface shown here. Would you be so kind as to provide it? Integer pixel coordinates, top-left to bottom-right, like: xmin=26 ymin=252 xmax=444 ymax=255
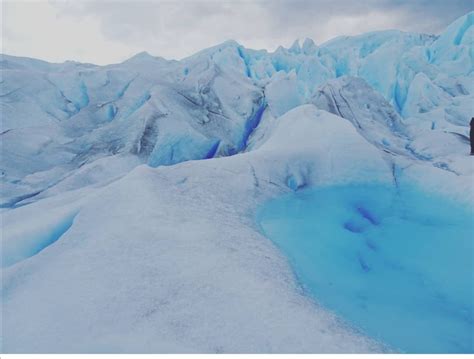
xmin=1 ymin=11 xmax=473 ymax=353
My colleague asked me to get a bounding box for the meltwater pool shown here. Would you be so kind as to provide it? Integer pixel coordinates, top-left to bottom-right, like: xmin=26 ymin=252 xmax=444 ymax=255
xmin=257 ymin=184 xmax=474 ymax=353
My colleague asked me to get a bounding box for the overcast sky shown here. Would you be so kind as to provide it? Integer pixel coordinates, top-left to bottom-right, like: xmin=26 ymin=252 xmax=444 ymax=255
xmin=2 ymin=0 xmax=473 ymax=65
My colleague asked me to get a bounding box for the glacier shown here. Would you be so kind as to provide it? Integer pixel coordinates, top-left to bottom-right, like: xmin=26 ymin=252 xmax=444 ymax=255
xmin=1 ymin=11 xmax=473 ymax=353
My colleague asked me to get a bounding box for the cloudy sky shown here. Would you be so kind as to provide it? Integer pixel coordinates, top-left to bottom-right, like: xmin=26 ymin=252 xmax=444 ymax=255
xmin=2 ymin=0 xmax=473 ymax=65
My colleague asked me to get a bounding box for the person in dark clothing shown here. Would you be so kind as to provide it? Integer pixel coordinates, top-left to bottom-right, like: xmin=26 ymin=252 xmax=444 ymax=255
xmin=471 ymin=117 xmax=474 ymax=155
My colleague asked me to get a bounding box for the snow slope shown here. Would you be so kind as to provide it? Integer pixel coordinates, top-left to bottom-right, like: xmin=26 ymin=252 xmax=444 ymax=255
xmin=2 ymin=107 xmax=391 ymax=353
xmin=1 ymin=11 xmax=473 ymax=353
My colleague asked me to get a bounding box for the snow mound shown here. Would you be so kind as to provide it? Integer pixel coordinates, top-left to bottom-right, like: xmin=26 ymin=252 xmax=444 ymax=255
xmin=2 ymin=106 xmax=392 ymax=353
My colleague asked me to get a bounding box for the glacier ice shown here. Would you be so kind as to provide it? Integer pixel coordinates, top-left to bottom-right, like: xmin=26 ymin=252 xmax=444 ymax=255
xmin=1 ymin=11 xmax=473 ymax=354
xmin=1 ymin=12 xmax=473 ymax=207
xmin=2 ymin=105 xmax=393 ymax=353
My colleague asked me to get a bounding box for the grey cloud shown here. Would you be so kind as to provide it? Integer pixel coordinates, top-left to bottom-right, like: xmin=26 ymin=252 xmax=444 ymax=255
xmin=11 ymin=0 xmax=474 ymax=63
xmin=55 ymin=0 xmax=472 ymax=56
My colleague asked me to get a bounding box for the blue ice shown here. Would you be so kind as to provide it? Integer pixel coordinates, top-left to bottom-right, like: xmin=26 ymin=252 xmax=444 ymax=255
xmin=257 ymin=183 xmax=474 ymax=353
xmin=2 ymin=212 xmax=77 ymax=268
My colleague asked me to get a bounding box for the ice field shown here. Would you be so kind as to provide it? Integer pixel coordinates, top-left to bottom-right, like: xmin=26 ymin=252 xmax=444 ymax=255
xmin=1 ymin=11 xmax=473 ymax=353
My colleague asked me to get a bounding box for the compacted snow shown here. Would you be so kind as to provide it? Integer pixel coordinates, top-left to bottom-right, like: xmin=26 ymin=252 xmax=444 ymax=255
xmin=1 ymin=12 xmax=473 ymax=353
